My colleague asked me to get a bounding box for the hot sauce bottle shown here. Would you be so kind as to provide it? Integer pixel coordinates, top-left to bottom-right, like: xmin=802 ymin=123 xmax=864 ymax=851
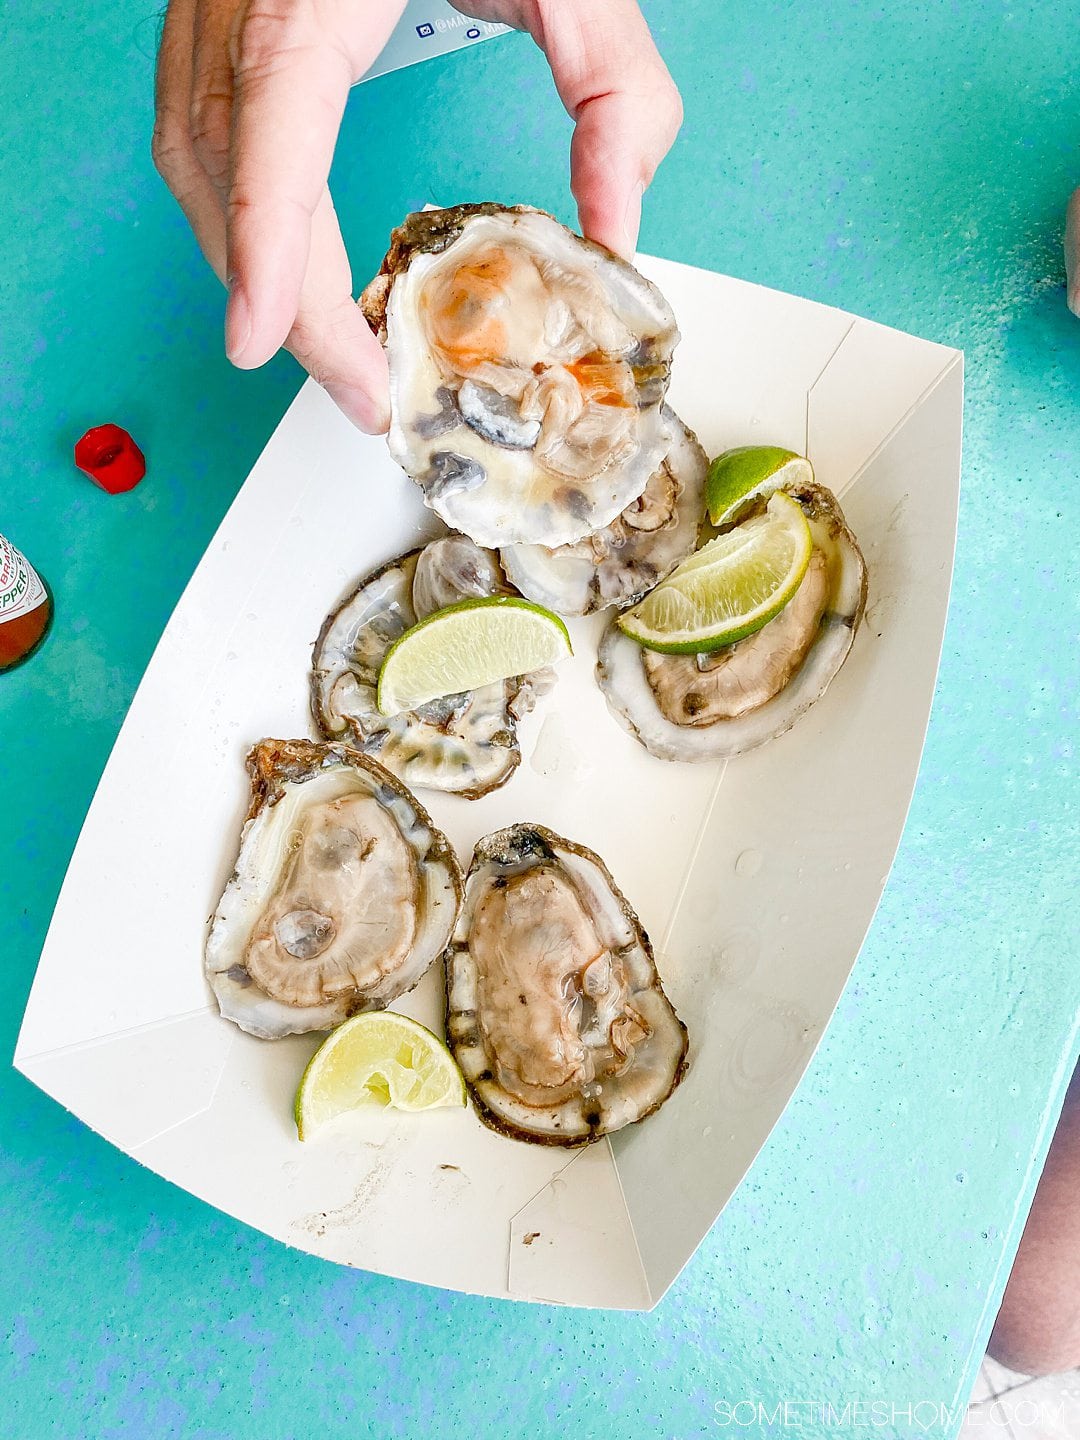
xmin=0 ymin=533 xmax=53 ymax=671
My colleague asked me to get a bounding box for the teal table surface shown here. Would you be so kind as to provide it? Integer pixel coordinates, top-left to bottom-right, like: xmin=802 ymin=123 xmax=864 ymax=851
xmin=2 ymin=3 xmax=1078 ymax=1437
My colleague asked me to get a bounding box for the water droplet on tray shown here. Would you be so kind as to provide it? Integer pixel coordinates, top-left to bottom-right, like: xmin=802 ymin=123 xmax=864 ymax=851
xmin=734 ymin=848 xmax=763 ymax=878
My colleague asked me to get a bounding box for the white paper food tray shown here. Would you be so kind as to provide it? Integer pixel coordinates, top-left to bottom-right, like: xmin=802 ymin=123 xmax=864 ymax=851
xmin=15 ymin=253 xmax=962 ymax=1309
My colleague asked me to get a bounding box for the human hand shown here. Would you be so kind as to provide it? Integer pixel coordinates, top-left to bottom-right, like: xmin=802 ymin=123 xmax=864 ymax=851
xmin=153 ymin=1 xmax=682 ymax=434
xmin=153 ymin=0 xmax=407 ymax=433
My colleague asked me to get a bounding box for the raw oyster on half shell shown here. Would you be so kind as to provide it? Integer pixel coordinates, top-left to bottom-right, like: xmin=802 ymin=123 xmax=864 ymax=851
xmin=500 ymin=408 xmax=708 ymax=616
xmin=596 ymin=479 xmax=868 ymax=761
xmin=361 ymin=204 xmax=680 ymax=549
xmin=446 ymin=824 xmax=688 ymax=1145
xmin=312 ymin=535 xmax=547 ymax=799
xmin=205 ymin=739 xmax=462 ymax=1039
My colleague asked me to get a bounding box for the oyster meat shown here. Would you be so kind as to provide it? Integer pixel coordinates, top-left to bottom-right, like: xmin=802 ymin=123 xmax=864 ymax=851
xmin=499 ymin=408 xmax=708 ymax=617
xmin=312 ymin=535 xmax=547 ymax=800
xmin=446 ymin=824 xmax=688 ymax=1145
xmin=361 ymin=204 xmax=680 ymax=549
xmin=596 ymin=480 xmax=868 ymax=761
xmin=206 ymin=739 xmax=462 ymax=1039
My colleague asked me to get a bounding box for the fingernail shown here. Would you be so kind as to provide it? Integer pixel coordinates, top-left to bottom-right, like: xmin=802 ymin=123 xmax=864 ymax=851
xmin=225 ymin=278 xmax=252 ymax=365
xmin=325 ymin=381 xmax=391 ymax=436
xmin=621 ymin=181 xmax=646 ymax=259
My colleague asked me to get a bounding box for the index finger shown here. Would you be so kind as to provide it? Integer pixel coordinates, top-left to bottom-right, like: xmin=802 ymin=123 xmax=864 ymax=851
xmin=225 ymin=0 xmax=404 ymax=367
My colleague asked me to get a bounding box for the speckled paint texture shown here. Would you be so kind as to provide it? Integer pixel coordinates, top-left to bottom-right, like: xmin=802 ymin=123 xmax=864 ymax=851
xmin=2 ymin=3 xmax=1078 ymax=1437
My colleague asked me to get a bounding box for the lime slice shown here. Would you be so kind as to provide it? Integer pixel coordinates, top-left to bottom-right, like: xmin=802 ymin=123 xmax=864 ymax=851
xmin=617 ymin=491 xmax=813 ymax=653
xmin=705 ymin=445 xmax=814 ymax=526
xmin=377 ymin=595 xmax=572 ymax=716
xmin=295 ymin=1012 xmax=466 ymax=1140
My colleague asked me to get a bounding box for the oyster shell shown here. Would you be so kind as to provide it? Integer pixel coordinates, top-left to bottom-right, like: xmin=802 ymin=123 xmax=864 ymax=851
xmin=361 ymin=204 xmax=680 ymax=549
xmin=206 ymin=739 xmax=462 ymax=1039
xmin=596 ymin=480 xmax=868 ymax=761
xmin=446 ymin=824 xmax=688 ymax=1145
xmin=312 ymin=536 xmax=544 ymax=799
xmin=499 ymin=408 xmax=708 ymax=616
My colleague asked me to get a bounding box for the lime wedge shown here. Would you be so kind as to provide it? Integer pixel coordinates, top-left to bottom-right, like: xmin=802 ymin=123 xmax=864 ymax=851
xmin=295 ymin=1012 xmax=466 ymax=1140
xmin=377 ymin=595 xmax=572 ymax=716
xmin=617 ymin=491 xmax=813 ymax=653
xmin=705 ymin=445 xmax=814 ymax=526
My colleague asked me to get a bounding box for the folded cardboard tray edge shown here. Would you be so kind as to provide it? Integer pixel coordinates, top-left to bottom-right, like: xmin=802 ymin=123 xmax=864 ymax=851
xmin=12 ymin=262 xmax=965 ymax=1309
xmin=12 ymin=1008 xmax=235 ymax=1154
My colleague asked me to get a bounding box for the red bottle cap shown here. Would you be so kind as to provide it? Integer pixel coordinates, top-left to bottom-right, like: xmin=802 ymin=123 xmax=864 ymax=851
xmin=74 ymin=424 xmax=146 ymax=494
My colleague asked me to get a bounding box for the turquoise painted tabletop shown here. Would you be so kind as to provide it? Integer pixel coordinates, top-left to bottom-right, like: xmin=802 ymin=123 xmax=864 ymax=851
xmin=2 ymin=2 xmax=1078 ymax=1436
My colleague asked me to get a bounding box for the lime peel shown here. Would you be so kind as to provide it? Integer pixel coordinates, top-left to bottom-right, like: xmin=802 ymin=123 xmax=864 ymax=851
xmin=705 ymin=445 xmax=815 ymax=526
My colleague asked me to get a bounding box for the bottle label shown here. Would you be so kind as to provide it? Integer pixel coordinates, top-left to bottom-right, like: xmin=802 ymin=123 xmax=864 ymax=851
xmin=0 ymin=536 xmax=47 ymax=624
